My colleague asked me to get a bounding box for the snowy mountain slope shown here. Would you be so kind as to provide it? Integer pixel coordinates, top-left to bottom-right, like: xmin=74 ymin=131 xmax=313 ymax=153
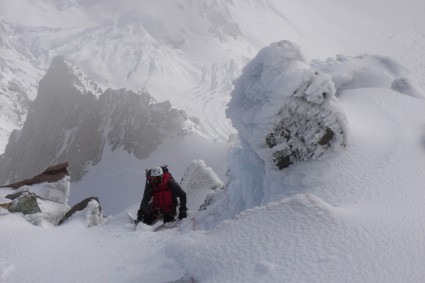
xmin=0 ymin=31 xmax=40 ymax=153
xmin=0 ymin=0 xmax=425 ymax=280
xmin=173 ymin=81 xmax=425 ymax=282
xmin=1 ymin=53 xmax=425 ymax=282
xmin=1 ymin=0 xmax=424 ymax=152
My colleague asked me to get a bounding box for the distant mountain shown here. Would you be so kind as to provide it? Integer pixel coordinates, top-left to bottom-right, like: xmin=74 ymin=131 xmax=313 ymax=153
xmin=0 ymin=21 xmax=42 ymax=153
xmin=0 ymin=56 xmax=195 ymax=184
xmin=2 ymin=0 xmax=423 ymax=153
xmin=0 ymin=0 xmax=252 ymax=149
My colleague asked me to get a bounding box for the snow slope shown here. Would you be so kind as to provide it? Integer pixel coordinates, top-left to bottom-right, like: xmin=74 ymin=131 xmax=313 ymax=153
xmin=1 ymin=41 xmax=425 ymax=282
xmin=1 ymin=0 xmax=425 ymax=281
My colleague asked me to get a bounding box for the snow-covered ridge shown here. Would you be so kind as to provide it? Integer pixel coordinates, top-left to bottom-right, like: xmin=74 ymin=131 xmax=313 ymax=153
xmin=0 ymin=0 xmax=251 ymax=147
xmin=2 ymin=0 xmax=423 ymax=153
xmin=0 ymin=56 xmax=196 ymax=184
xmin=61 ymin=58 xmax=103 ymax=97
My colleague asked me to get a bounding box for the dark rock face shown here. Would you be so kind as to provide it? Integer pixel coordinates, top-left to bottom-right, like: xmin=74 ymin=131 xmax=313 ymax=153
xmin=58 ymin=197 xmax=101 ymax=225
xmin=0 ymin=57 xmax=190 ymax=184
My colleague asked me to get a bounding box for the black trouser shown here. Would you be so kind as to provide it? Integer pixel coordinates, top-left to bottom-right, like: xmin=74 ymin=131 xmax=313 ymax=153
xmin=138 ymin=202 xmax=177 ymax=225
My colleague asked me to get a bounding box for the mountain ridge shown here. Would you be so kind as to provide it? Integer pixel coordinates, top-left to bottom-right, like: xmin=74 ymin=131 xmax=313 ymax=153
xmin=0 ymin=56 xmax=195 ymax=184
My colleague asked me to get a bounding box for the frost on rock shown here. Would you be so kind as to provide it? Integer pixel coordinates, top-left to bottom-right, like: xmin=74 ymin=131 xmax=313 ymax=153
xmin=227 ymin=40 xmax=347 ymax=171
xmin=58 ymin=197 xmax=104 ymax=227
xmin=85 ymin=200 xmax=104 ymax=227
xmin=28 ymin=176 xmax=71 ymax=205
xmin=194 ymin=41 xmax=349 ymax=228
xmin=180 ymin=159 xmax=224 ymax=212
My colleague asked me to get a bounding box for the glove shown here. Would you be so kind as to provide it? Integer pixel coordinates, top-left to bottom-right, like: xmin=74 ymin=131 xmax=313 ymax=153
xmin=178 ymin=208 xmax=187 ymax=220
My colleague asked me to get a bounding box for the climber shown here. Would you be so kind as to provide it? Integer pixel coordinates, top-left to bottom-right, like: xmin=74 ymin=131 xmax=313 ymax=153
xmin=136 ymin=165 xmax=187 ymax=225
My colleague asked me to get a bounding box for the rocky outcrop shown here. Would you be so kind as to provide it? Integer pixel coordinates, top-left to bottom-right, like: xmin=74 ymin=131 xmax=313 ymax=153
xmin=7 ymin=190 xmax=41 ymax=215
xmin=0 ymin=57 xmax=194 ymax=183
xmin=1 ymin=162 xmax=70 ymax=205
xmin=58 ymin=197 xmax=104 ymax=227
xmin=0 ymin=162 xmax=71 ymax=225
xmin=0 ymin=162 xmax=105 ymax=227
xmin=2 ymin=162 xmax=69 ymax=189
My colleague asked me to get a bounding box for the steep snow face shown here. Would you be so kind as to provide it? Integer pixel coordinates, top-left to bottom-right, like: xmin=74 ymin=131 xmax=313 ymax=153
xmin=0 ymin=57 xmax=193 ymax=184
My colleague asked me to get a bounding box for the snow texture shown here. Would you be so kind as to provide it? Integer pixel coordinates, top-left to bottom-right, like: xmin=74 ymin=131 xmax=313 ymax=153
xmin=180 ymin=159 xmax=224 ymax=212
xmin=1 ymin=43 xmax=425 ymax=282
xmin=1 ymin=0 xmax=425 ymax=282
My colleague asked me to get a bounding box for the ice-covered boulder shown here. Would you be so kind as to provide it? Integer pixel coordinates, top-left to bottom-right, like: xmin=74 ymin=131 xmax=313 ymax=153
xmin=1 ymin=162 xmax=70 ymax=205
xmin=196 ymin=41 xmax=349 ymax=228
xmin=180 ymin=159 xmax=223 ymax=212
xmin=227 ymin=40 xmax=347 ymax=171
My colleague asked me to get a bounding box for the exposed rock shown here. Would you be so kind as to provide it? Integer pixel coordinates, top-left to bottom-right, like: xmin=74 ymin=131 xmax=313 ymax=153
xmin=5 ymin=190 xmax=28 ymax=200
xmin=1 ymin=162 xmax=70 ymax=205
xmin=2 ymin=162 xmax=69 ymax=189
xmin=8 ymin=191 xmax=41 ymax=215
xmin=58 ymin=197 xmax=103 ymax=227
xmin=0 ymin=162 xmax=73 ymax=225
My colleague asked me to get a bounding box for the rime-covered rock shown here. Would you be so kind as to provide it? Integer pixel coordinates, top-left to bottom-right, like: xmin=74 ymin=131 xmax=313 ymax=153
xmin=2 ymin=162 xmax=70 ymax=205
xmin=58 ymin=197 xmax=104 ymax=227
xmin=180 ymin=159 xmax=223 ymax=212
xmin=0 ymin=163 xmax=72 ymax=225
xmin=197 ymin=41 xmax=349 ymax=228
xmin=227 ymin=40 xmax=347 ymax=171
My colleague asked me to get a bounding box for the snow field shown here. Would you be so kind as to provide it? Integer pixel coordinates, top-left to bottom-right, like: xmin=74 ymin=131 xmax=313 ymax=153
xmin=1 ymin=85 xmax=425 ymax=282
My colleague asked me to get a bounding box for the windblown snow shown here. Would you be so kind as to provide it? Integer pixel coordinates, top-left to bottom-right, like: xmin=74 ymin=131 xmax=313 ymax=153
xmin=2 ymin=39 xmax=425 ymax=282
xmin=1 ymin=0 xmax=425 ymax=282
